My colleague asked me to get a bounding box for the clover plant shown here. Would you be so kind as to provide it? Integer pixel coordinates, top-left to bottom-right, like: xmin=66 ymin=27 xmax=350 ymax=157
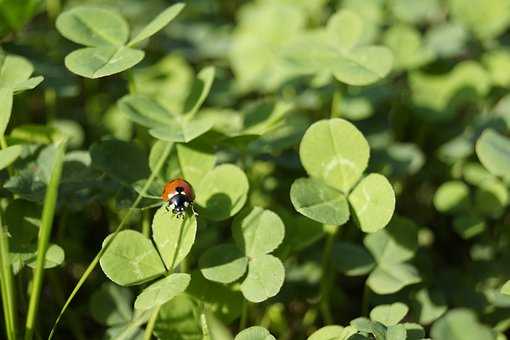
xmin=2 ymin=1 xmax=510 ymax=340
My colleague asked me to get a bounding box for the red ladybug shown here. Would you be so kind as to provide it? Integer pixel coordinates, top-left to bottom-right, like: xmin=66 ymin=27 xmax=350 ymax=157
xmin=161 ymin=178 xmax=198 ymax=218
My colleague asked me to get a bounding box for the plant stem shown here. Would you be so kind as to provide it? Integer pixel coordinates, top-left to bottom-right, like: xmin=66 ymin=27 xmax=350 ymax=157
xmin=361 ymin=283 xmax=370 ymax=316
xmin=24 ymin=142 xmax=66 ymax=340
xmin=143 ymin=306 xmax=161 ymax=340
xmin=0 ymin=203 xmax=17 ymax=340
xmin=200 ymin=308 xmax=210 ymax=340
xmin=319 ymin=225 xmax=338 ymax=325
xmin=239 ymin=299 xmax=248 ymax=330
xmin=48 ymin=142 xmax=172 ymax=340
xmin=46 ymin=0 xmax=61 ymax=21
xmin=142 ymin=210 xmax=150 ymax=238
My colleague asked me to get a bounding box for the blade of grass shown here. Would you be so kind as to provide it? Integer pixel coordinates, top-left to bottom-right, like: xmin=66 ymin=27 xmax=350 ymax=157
xmin=48 ymin=142 xmax=173 ymax=340
xmin=0 ymin=203 xmax=17 ymax=340
xmin=24 ymin=142 xmax=66 ymax=340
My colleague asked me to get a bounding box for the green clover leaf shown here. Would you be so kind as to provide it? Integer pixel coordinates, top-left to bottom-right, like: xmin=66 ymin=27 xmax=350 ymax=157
xmin=134 ymin=273 xmax=190 ymax=311
xmin=199 ymin=207 xmax=285 ymax=303
xmin=56 ymin=4 xmax=184 ymax=78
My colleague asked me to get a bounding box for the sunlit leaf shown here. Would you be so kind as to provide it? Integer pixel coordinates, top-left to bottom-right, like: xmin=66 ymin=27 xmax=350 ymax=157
xmin=118 ymin=95 xmax=176 ymax=128
xmin=431 ymin=309 xmax=496 ymax=340
xmin=241 ymin=254 xmax=284 ymax=303
xmin=0 ymin=144 xmax=23 ymax=170
xmin=134 ymin=273 xmax=190 ymax=310
xmin=183 ymin=66 xmax=215 ymax=117
xmin=290 ymin=178 xmax=350 ymax=225
xmin=348 ymin=174 xmax=395 ymax=233
xmin=64 ymin=46 xmax=144 ymax=79
xmin=0 ymin=87 xmax=13 ymax=136
xmin=99 ymin=230 xmax=166 ymax=286
xmin=56 ymin=6 xmax=129 ymax=46
xmin=128 ymin=3 xmax=185 ymax=46
xmin=232 ymin=207 xmax=285 ymax=257
xmin=363 ymin=216 xmax=418 ymax=265
xmin=476 ymin=129 xmax=510 ymax=179
xmin=370 ymin=303 xmax=409 ymax=326
xmin=299 ymin=119 xmax=369 ymax=193
xmin=152 ymin=207 xmax=197 ymax=270
xmin=448 ymin=0 xmax=510 ymax=39
xmin=235 ymin=326 xmax=276 ymax=340
xmin=367 ymin=263 xmax=421 ymax=294
xmin=195 ymin=164 xmax=249 ymax=221
xmin=149 ymin=118 xmax=213 ymax=143
xmin=433 ymin=181 xmax=470 ymax=214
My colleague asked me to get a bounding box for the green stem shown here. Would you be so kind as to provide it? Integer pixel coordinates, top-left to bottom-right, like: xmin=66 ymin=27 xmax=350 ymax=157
xmin=43 ymin=89 xmax=57 ymax=123
xmin=143 ymin=306 xmax=160 ymax=340
xmin=0 ymin=203 xmax=17 ymax=340
xmin=319 ymin=225 xmax=338 ymax=325
xmin=25 ymin=142 xmax=66 ymax=340
xmin=48 ymin=142 xmax=172 ymax=340
xmin=239 ymin=299 xmax=248 ymax=330
xmin=142 ymin=210 xmax=150 ymax=238
xmin=361 ymin=283 xmax=370 ymax=317
xmin=200 ymin=308 xmax=210 ymax=340
xmin=46 ymin=0 xmax=61 ymax=20
xmin=127 ymin=71 xmax=137 ymax=94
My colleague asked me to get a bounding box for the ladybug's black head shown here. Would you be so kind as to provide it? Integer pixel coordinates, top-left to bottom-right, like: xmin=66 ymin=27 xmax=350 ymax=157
xmin=169 ymin=193 xmax=190 ymax=214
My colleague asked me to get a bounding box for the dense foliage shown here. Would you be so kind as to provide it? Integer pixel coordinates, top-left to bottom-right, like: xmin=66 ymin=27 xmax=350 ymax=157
xmin=1 ymin=0 xmax=510 ymax=339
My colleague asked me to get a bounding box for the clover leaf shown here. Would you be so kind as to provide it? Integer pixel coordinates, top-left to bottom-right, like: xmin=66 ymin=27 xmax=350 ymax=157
xmin=118 ymin=66 xmax=215 ymax=144
xmin=348 ymin=174 xmax=396 ymax=233
xmin=100 ymin=206 xmax=196 ymax=289
xmin=476 ymin=129 xmax=510 ymax=180
xmin=99 ymin=230 xmax=166 ymax=286
xmin=195 ymin=164 xmax=249 ymax=221
xmin=56 ymin=3 xmax=184 ymax=78
xmin=431 ymin=309 xmax=496 ymax=340
xmin=307 ymin=325 xmax=357 ymax=340
xmin=134 ymin=273 xmax=190 ymax=311
xmin=367 ymin=263 xmax=421 ymax=295
xmin=362 ymin=217 xmax=421 ymax=294
xmin=234 ymin=326 xmax=276 ymax=340
xmin=0 ymin=51 xmax=43 ymax=136
xmin=199 ymin=207 xmax=285 ymax=303
xmin=152 ymin=207 xmax=197 ymax=270
xmin=369 ymin=303 xmax=409 ymax=326
xmin=299 ymin=119 xmax=369 ymax=193
xmin=240 ymin=254 xmax=285 ymax=303
xmin=291 ymin=118 xmax=395 ymax=233
xmin=283 ymin=9 xmax=393 ymax=86
xmin=198 ymin=244 xmax=247 ymax=283
xmin=290 ymin=178 xmax=350 ymax=225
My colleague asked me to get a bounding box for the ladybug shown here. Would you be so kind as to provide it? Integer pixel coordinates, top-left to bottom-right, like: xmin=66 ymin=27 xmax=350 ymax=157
xmin=161 ymin=178 xmax=198 ymax=218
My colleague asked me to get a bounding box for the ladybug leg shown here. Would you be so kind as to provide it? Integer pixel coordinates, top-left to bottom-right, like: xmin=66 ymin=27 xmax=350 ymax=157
xmin=190 ymin=203 xmax=199 ymax=216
